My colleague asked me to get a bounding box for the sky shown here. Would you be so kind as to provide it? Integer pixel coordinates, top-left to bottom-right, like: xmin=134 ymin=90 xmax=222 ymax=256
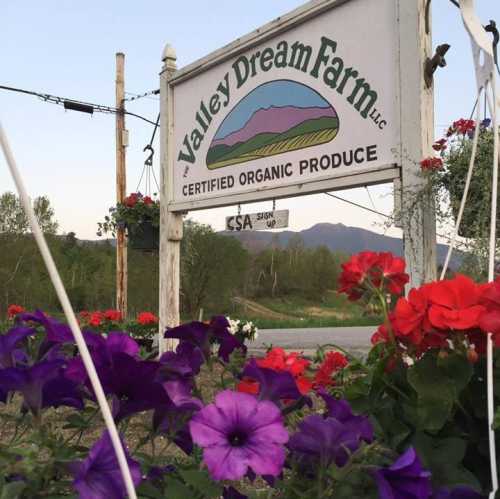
xmin=214 ymin=80 xmax=332 ymax=140
xmin=1 ymin=0 xmax=499 ymax=241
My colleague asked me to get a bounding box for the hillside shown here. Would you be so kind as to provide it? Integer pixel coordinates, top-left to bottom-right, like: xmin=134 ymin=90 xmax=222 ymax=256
xmin=221 ymin=222 xmax=459 ymax=267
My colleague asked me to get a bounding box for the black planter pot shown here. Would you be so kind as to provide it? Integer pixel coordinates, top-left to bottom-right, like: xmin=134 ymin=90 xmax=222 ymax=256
xmin=136 ymin=338 xmax=154 ymax=351
xmin=127 ymin=221 xmax=159 ymax=251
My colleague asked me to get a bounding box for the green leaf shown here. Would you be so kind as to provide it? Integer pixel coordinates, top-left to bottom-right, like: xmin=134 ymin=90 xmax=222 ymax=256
xmin=62 ymin=413 xmax=88 ymax=430
xmin=407 ymin=354 xmax=458 ymax=431
xmin=0 ymin=481 xmax=26 ymax=499
xmin=163 ymin=477 xmax=198 ymax=499
xmin=437 ymin=353 xmax=473 ymax=395
xmin=136 ymin=481 xmax=164 ymax=498
xmin=413 ymin=432 xmax=480 ymax=489
xmin=178 ymin=469 xmax=222 ymax=498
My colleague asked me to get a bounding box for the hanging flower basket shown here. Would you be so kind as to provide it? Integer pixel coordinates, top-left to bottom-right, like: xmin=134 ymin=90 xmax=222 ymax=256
xmin=442 ymin=126 xmax=497 ymax=238
xmin=97 ymin=192 xmax=160 ymax=251
xmin=419 ymin=120 xmax=497 ymax=239
xmin=127 ymin=219 xmax=159 ymax=251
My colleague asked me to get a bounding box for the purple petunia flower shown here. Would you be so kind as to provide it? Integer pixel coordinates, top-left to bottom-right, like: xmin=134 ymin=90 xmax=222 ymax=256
xmin=374 ymin=447 xmax=432 ymax=499
xmin=189 ymin=390 xmax=288 ymax=481
xmin=17 ymin=310 xmax=73 ymax=344
xmin=210 ymin=316 xmax=247 ymax=361
xmin=223 ymin=486 xmax=248 ymax=499
xmin=152 ymin=380 xmax=203 ymax=454
xmin=158 ymin=348 xmax=199 ymax=381
xmin=165 ymin=318 xmax=246 ymax=364
xmin=65 ymin=332 xmax=140 ymax=386
xmin=318 ymin=390 xmax=373 ymax=443
xmin=241 ymin=360 xmax=308 ymax=406
xmin=0 ymin=359 xmax=67 ymax=414
xmin=288 ymin=414 xmax=361 ymax=469
xmin=0 ymin=326 xmax=34 ymax=368
xmin=69 ymin=430 xmax=141 ymax=499
xmin=432 ymin=486 xmax=484 ymax=499
xmin=164 ymin=322 xmax=211 ymax=353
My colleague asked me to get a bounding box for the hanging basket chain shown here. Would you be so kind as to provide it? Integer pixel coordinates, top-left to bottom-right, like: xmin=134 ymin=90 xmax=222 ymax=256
xmin=135 ymin=113 xmax=161 ymax=196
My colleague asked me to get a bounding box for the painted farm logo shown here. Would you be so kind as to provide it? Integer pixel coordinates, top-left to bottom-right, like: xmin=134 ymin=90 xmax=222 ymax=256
xmin=206 ymin=80 xmax=339 ymax=170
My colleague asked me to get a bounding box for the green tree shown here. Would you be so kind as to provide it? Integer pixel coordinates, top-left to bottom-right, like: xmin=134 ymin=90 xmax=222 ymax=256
xmin=181 ymin=220 xmax=249 ymax=317
xmin=0 ymin=191 xmax=59 ymax=234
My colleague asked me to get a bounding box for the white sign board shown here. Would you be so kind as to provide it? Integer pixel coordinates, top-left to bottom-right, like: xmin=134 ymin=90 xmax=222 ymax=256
xmin=168 ymin=0 xmax=400 ymax=211
xmin=225 ymin=209 xmax=289 ymax=231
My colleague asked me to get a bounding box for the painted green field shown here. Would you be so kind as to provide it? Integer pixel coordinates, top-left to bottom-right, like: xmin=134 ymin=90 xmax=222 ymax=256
xmin=207 ymin=116 xmax=339 ymax=169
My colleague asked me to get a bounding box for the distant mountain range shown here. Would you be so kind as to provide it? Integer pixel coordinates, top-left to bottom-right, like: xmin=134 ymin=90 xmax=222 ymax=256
xmin=221 ymin=223 xmax=460 ymax=268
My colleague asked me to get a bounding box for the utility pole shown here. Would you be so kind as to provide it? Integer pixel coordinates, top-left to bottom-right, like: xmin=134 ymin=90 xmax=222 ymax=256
xmin=115 ymin=53 xmax=128 ymax=317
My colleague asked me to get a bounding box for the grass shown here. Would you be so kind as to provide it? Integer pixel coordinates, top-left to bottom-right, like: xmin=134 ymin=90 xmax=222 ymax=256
xmin=224 ymin=292 xmax=382 ymax=330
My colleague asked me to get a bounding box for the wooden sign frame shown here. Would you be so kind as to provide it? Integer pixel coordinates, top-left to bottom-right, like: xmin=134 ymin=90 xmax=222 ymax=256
xmin=158 ymin=0 xmax=437 ymax=353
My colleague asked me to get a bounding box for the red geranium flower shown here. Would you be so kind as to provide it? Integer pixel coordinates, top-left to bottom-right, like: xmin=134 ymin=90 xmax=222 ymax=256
xmin=427 ymin=274 xmax=485 ymax=330
xmin=313 ymin=351 xmax=348 ymax=389
xmin=236 ymin=377 xmax=259 ymax=395
xmin=79 ymin=310 xmax=91 ymax=320
xmin=452 ymin=118 xmax=475 ymax=135
xmin=252 ymin=348 xmax=312 ymax=395
xmin=7 ymin=304 xmax=25 ymax=319
xmin=143 ymin=196 xmax=153 ymax=205
xmin=339 ymin=252 xmax=408 ymax=300
xmin=374 ymin=252 xmax=409 ymax=295
xmin=89 ymin=311 xmax=104 ymax=328
xmin=339 ymin=251 xmax=380 ymax=300
xmin=103 ymin=309 xmax=122 ymax=322
xmin=432 ymin=138 xmax=447 ymax=152
xmin=371 ymin=323 xmax=390 ymax=345
xmin=123 ymin=193 xmax=139 ymax=208
xmin=393 ymin=286 xmax=434 ymax=345
xmin=420 ymin=157 xmax=443 ymax=171
xmin=137 ymin=312 xmax=159 ymax=325
xmin=477 ymin=279 xmax=500 ymax=345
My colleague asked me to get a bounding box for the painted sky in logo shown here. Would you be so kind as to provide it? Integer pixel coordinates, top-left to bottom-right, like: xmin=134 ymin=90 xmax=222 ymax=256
xmin=207 ymin=80 xmax=339 ymax=169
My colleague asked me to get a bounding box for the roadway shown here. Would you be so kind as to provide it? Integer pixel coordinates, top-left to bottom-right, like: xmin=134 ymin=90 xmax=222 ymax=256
xmin=247 ymin=326 xmax=376 ymax=357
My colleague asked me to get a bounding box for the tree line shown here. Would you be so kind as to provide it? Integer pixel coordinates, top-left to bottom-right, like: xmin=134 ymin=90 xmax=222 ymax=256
xmin=0 ymin=192 xmax=346 ymax=319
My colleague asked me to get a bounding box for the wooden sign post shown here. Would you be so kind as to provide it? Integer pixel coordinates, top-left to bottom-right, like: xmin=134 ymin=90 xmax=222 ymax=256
xmin=159 ymin=0 xmax=436 ymax=351
xmin=159 ymin=46 xmax=182 ymax=355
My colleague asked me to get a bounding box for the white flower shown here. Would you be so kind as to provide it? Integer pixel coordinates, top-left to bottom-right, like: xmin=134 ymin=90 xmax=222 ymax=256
xmin=242 ymin=323 xmax=251 ymax=333
xmin=402 ymin=354 xmax=415 ymax=366
xmin=253 ymin=331 xmax=259 ymax=340
xmin=227 ymin=318 xmax=239 ymax=335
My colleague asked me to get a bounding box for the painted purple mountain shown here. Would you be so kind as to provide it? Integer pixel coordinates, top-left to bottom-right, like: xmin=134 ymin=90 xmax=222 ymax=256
xmin=206 ymin=80 xmax=339 ymax=169
xmin=212 ymin=105 xmax=337 ymax=147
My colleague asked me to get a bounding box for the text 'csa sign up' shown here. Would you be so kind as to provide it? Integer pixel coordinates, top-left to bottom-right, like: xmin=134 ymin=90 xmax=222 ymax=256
xmin=226 ymin=210 xmax=289 ymax=232
xmin=170 ymin=0 xmax=400 ymax=210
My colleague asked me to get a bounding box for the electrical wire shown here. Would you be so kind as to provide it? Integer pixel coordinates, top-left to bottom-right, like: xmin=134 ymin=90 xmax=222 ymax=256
xmin=324 ymin=191 xmax=463 ymax=246
xmin=124 ymin=89 xmax=160 ymax=102
xmin=0 ymin=84 xmax=158 ymax=126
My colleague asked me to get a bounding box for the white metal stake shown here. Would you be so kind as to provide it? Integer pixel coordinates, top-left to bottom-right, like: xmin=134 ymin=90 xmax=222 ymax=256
xmin=440 ymin=96 xmax=482 ymax=280
xmin=459 ymin=2 xmax=498 ymax=495
xmin=487 ymin=74 xmax=499 ymax=499
xmin=0 ymin=122 xmax=138 ymax=499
